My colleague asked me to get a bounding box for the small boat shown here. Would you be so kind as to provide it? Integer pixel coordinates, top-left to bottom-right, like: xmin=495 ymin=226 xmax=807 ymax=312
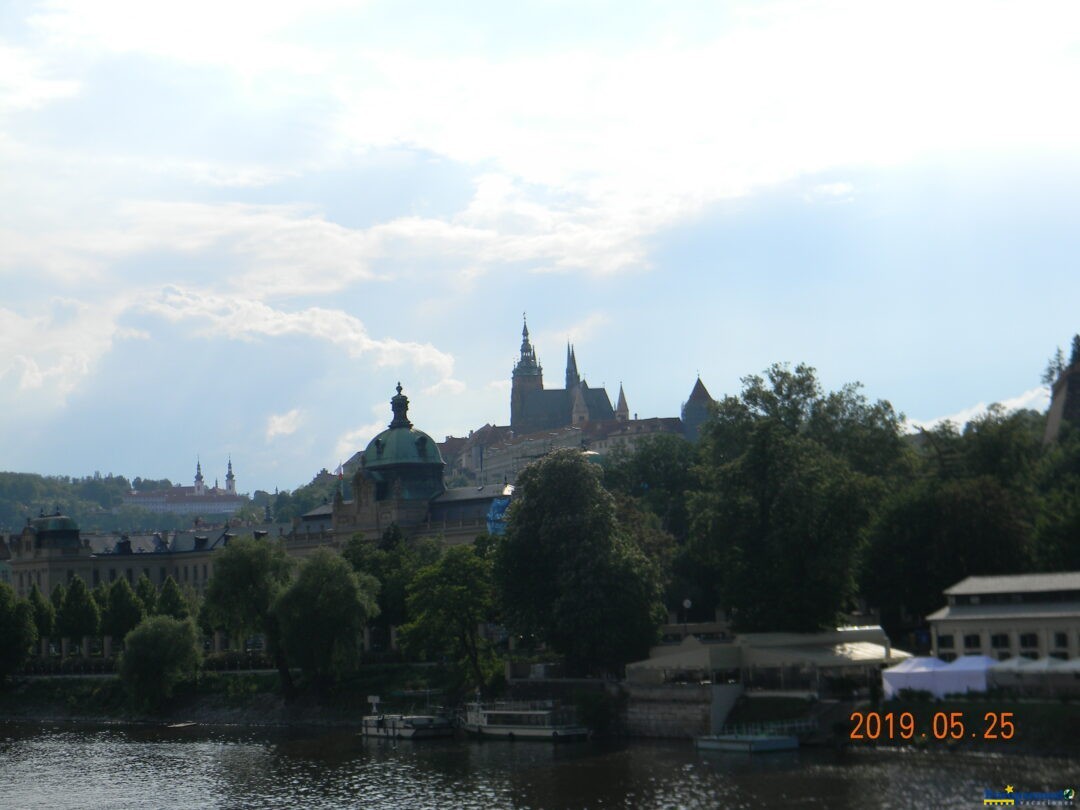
xmin=360 ymin=714 xmax=454 ymax=739
xmin=459 ymin=700 xmax=588 ymax=741
xmin=695 ymin=734 xmax=799 ymax=753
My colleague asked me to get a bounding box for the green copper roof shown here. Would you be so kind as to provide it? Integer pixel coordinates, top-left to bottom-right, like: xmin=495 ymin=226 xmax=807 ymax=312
xmin=362 ymin=384 xmax=445 ymax=469
xmin=32 ymin=514 xmax=80 ymax=533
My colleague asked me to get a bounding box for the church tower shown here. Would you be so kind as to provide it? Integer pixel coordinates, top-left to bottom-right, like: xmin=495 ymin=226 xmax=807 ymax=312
xmin=615 ymin=383 xmax=629 ymax=421
xmin=566 ymin=343 xmax=580 ymax=390
xmin=511 ymin=316 xmax=543 ymax=432
xmin=194 ymin=458 xmax=206 ymax=496
xmin=225 ymin=457 xmax=236 ymax=494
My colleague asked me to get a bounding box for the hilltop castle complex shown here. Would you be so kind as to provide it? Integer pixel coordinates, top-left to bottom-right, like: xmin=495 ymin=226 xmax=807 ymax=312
xmin=436 ymin=318 xmax=714 ymax=486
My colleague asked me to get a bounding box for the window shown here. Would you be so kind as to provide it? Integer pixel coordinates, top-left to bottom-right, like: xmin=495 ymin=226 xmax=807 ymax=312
xmin=1050 ymin=651 xmax=1067 ymax=660
xmin=203 ymin=564 xmax=208 ymax=580
xmin=940 ymin=652 xmax=957 ymax=662
xmin=964 ymin=634 xmax=981 ymax=649
xmin=997 ymin=652 xmax=1011 ymax=661
xmin=1054 ymin=632 xmax=1067 ymax=649
xmin=93 ymin=569 xmax=99 ymax=586
xmin=1019 ymin=633 xmax=1038 ymax=649
xmin=109 ymin=568 xmax=116 ymax=582
xmin=991 ymin=634 xmax=1010 ymax=649
xmin=937 ymin=634 xmax=954 ymax=649
xmin=159 ymin=567 xmax=166 ymax=584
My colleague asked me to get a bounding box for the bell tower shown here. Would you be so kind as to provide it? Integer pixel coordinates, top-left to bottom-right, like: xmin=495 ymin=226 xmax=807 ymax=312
xmin=511 ymin=315 xmax=543 ymax=432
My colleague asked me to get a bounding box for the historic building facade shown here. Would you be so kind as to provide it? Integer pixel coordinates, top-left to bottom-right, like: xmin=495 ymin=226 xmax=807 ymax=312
xmin=121 ymin=459 xmax=247 ymax=516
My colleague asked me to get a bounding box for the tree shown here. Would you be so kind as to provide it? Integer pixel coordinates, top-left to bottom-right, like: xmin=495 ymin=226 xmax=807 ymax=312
xmin=102 ymin=578 xmax=146 ymax=642
xmin=27 ymin=584 xmax=55 ymax=641
xmin=50 ymin=582 xmax=66 ymax=613
xmin=1072 ymin=334 xmax=1080 ymax=367
xmin=1043 ymin=346 xmax=1066 ymax=386
xmin=274 ymin=549 xmax=379 ymax=688
xmin=0 ymin=584 xmax=37 ymax=681
xmin=134 ymin=574 xmax=157 ymax=615
xmin=687 ymin=364 xmax=899 ymax=632
xmin=603 ymin=434 xmax=697 ymax=543
xmin=203 ymin=536 xmax=294 ymax=697
xmin=402 ymin=545 xmax=496 ymax=687
xmin=342 ymin=528 xmax=440 ymax=648
xmin=156 ymin=577 xmax=190 ymax=620
xmin=495 ymin=449 xmax=665 ymax=674
xmin=119 ymin=616 xmax=200 ymax=712
xmin=56 ymin=577 xmax=100 ymax=642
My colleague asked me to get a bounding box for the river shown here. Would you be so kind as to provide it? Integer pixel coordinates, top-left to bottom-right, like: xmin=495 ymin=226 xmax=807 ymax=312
xmin=2 ymin=722 xmax=1078 ymax=809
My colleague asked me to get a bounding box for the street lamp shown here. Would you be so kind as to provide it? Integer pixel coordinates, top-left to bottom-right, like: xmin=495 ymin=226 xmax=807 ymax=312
xmin=682 ymin=598 xmax=692 ymax=639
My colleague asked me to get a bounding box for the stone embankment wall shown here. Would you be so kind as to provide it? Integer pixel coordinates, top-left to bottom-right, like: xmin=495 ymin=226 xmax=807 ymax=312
xmin=619 ymin=683 xmax=712 ymax=738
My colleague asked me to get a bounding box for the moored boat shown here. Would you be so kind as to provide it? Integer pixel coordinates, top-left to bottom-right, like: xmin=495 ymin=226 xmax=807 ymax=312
xmin=360 ymin=713 xmax=454 ymax=739
xmin=459 ymin=700 xmax=588 ymax=741
xmin=695 ymin=734 xmax=799 ymax=753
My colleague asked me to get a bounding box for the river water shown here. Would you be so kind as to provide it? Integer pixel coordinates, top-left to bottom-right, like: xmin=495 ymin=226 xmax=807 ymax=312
xmin=2 ymin=722 xmax=1078 ymax=809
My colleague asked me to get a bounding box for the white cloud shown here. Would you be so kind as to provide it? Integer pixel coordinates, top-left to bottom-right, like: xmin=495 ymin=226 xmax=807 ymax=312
xmin=266 ymin=408 xmax=304 ymax=441
xmin=909 ymin=386 xmax=1051 ymax=432
xmin=334 ymin=412 xmax=388 ymax=462
xmin=805 ymin=182 xmax=855 ymax=203
xmin=0 ymin=45 xmax=80 ymax=112
xmin=423 ymin=378 xmax=467 ymax=397
xmin=142 ymin=286 xmax=456 ymax=377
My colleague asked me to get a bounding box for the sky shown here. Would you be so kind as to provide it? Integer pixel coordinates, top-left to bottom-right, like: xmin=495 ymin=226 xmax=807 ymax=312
xmin=3 ymin=0 xmax=1080 ymax=495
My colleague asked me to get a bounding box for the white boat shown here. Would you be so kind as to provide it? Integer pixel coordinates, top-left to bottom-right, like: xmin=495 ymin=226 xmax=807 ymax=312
xmin=695 ymin=734 xmax=799 ymax=753
xmin=360 ymin=714 xmax=454 ymax=739
xmin=459 ymin=700 xmax=588 ymax=741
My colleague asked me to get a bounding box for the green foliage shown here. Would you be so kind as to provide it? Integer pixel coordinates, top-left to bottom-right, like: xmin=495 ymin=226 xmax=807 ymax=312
xmin=92 ymin=581 xmax=110 ymax=613
xmin=119 ymin=616 xmax=200 ymax=712
xmin=267 ymin=470 xmax=341 ymax=522
xmin=203 ymin=536 xmax=295 ymax=696
xmin=156 ymin=577 xmax=190 ymax=620
xmin=134 ymin=574 xmax=157 ymax=615
xmin=27 ymin=585 xmax=55 ymax=639
xmin=342 ymin=528 xmax=441 ymax=635
xmin=495 ymin=449 xmax=665 ymax=674
xmin=688 ymin=363 xmax=899 ymax=632
xmin=102 ymin=578 xmax=146 ymax=641
xmin=50 ymin=582 xmax=66 ymax=613
xmin=0 ymin=584 xmax=38 ymax=681
xmin=401 ymin=545 xmax=496 ymax=688
xmin=274 ymin=549 xmax=379 ymax=686
xmin=57 ymin=577 xmax=100 ymax=640
xmin=603 ymin=433 xmax=697 ymax=542
xmin=0 ymin=472 xmax=207 ymax=532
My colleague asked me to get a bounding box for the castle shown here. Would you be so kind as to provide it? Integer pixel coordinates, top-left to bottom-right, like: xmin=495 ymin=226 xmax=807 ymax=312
xmin=439 ymin=318 xmax=714 ymax=486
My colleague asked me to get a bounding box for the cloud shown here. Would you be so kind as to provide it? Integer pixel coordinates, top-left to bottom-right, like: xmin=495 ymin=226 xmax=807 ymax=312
xmin=805 ymin=182 xmax=855 ymax=203
xmin=0 ymin=45 xmax=80 ymax=112
xmin=0 ymin=297 xmax=138 ymax=414
xmin=909 ymin=386 xmax=1051 ymax=432
xmin=422 ymin=378 xmax=467 ymax=397
xmin=266 ymin=408 xmax=304 ymax=441
xmin=334 ymin=415 xmax=388 ymax=462
xmin=141 ymin=286 xmax=456 ymax=377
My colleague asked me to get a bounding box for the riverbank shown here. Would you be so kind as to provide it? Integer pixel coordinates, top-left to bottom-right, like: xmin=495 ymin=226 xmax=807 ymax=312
xmin=0 ymin=665 xmax=449 ymax=728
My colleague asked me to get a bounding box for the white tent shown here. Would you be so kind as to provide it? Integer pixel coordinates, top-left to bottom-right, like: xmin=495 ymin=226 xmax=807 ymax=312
xmin=882 ymin=656 xmax=949 ymax=699
xmin=936 ymin=655 xmax=996 ymax=695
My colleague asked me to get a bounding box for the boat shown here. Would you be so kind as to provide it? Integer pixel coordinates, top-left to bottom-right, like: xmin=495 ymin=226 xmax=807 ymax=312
xmin=360 ymin=713 xmax=454 ymax=739
xmin=695 ymin=733 xmax=799 ymax=753
xmin=458 ymin=700 xmax=589 ymax=741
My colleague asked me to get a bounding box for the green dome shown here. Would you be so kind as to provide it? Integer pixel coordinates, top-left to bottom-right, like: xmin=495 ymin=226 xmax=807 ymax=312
xmin=359 ymin=384 xmax=446 ymax=502
xmin=364 ymin=426 xmax=444 ymax=468
xmin=33 ymin=513 xmax=80 ymax=533
xmin=363 ymin=383 xmax=444 ymax=468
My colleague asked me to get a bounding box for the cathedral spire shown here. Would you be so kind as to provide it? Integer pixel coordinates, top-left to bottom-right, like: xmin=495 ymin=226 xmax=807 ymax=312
xmin=513 ymin=314 xmax=541 ymax=378
xmin=225 ymin=456 xmax=236 ymax=494
xmin=615 ymin=383 xmax=629 ymax=421
xmin=565 ymin=343 xmax=580 ymax=389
